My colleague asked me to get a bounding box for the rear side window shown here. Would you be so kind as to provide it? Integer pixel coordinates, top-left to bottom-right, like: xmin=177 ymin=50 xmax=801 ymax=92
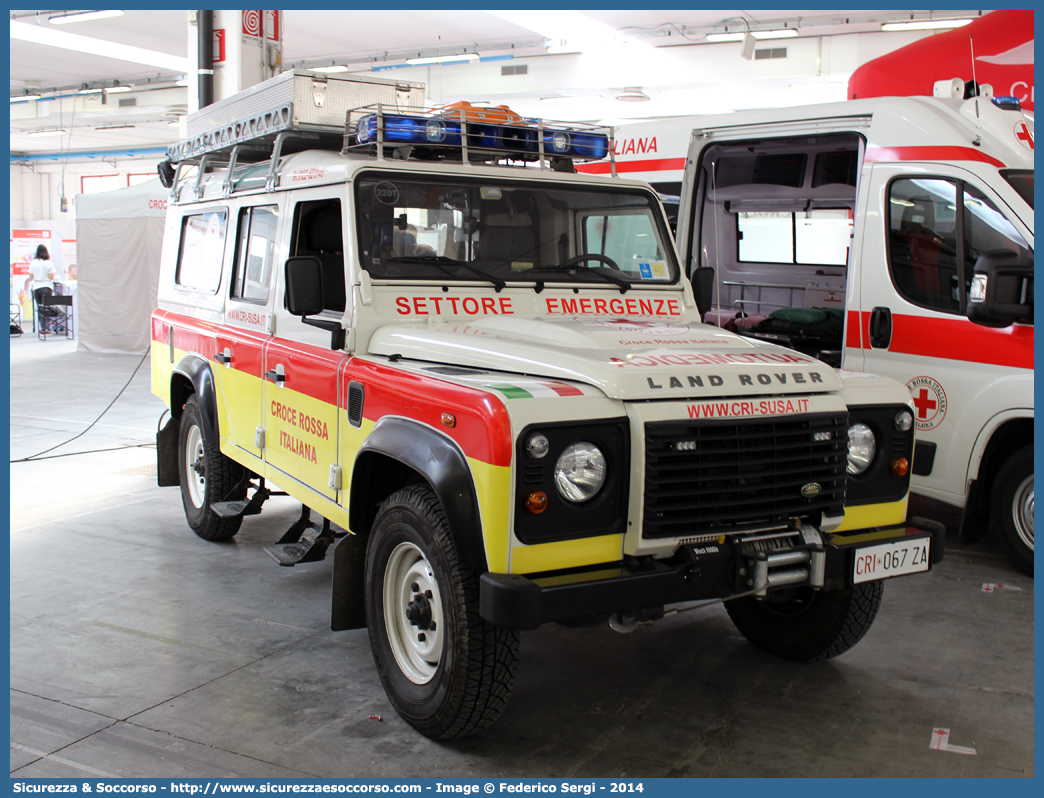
xmin=230 ymin=205 xmax=278 ymax=303
xmin=176 ymin=210 xmax=227 ymax=294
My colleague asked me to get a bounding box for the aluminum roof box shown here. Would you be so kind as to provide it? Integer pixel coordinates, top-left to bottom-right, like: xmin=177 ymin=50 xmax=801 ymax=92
xmin=187 ymin=70 xmax=425 ymax=137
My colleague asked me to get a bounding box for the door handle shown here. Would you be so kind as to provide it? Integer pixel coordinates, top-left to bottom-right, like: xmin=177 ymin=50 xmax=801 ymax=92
xmin=869 ymin=306 xmax=892 ymax=348
xmin=264 ymin=366 xmax=285 ymax=385
xmin=214 ymin=350 xmax=231 ymax=365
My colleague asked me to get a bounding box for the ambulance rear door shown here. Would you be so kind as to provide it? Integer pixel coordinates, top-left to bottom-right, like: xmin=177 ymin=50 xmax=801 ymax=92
xmin=857 ymin=161 xmax=1034 ymax=505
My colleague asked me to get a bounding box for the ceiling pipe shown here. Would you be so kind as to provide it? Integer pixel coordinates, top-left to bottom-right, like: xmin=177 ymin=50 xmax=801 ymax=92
xmin=198 ymin=10 xmax=214 ymax=108
xmin=11 ymin=146 xmax=169 ymax=163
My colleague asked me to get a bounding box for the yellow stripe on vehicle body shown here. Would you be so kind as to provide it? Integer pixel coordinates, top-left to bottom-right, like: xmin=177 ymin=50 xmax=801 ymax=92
xmin=832 ymin=498 xmax=909 ymax=532
xmin=510 ymin=534 xmax=624 ymax=575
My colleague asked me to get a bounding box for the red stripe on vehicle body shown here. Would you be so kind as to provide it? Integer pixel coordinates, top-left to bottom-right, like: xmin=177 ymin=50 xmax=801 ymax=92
xmin=864 ymin=146 xmax=1006 ymax=169
xmin=576 ymin=157 xmax=688 ymax=175
xmin=346 ymin=359 xmax=513 ymax=468
xmin=854 ymin=311 xmax=1032 ymax=369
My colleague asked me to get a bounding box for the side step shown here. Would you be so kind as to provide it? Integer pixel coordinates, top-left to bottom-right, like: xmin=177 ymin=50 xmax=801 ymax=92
xmin=211 ymin=478 xmax=286 ymax=518
xmin=264 ymin=505 xmax=344 ymax=567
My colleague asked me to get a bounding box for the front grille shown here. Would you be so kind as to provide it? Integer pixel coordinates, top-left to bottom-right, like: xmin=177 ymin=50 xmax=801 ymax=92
xmin=643 ymin=412 xmax=848 ymax=539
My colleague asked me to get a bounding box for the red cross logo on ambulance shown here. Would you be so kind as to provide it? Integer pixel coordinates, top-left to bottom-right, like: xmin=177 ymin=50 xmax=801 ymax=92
xmin=1014 ymin=121 xmax=1034 ymax=150
xmin=906 ymin=376 xmax=948 ymax=431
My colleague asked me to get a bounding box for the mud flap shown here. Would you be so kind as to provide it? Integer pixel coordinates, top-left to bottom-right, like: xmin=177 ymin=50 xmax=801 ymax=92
xmin=331 ymin=531 xmax=368 ymax=631
xmin=156 ymin=414 xmax=180 ymax=487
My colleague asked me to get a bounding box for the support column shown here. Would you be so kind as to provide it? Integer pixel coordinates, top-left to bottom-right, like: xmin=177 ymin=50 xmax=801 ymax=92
xmin=187 ymin=10 xmax=283 ymax=113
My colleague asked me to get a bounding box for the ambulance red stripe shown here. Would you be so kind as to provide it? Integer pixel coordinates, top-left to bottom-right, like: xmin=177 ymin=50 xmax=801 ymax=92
xmin=864 ymin=146 xmax=1006 ymax=168
xmin=576 ymin=157 xmax=687 ymax=175
xmin=853 ymin=311 xmax=1033 ymax=369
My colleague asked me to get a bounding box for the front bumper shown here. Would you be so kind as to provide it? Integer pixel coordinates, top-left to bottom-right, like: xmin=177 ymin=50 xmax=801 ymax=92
xmin=480 ymin=517 xmax=945 ymax=630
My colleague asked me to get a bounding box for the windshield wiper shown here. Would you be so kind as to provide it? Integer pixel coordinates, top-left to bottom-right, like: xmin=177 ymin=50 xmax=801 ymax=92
xmin=526 ymin=265 xmax=631 ymax=293
xmin=387 ymin=255 xmax=506 ymax=291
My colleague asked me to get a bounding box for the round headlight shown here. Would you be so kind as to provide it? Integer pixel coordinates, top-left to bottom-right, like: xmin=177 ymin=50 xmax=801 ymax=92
xmin=554 ymin=442 xmax=606 ymax=502
xmin=525 ymin=432 xmax=550 ymax=459
xmin=847 ymin=423 xmax=877 ymax=475
xmin=894 ymin=409 xmax=914 ymax=432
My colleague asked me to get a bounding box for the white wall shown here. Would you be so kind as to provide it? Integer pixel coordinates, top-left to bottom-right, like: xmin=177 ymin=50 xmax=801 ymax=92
xmin=10 ymin=160 xmax=162 ymax=222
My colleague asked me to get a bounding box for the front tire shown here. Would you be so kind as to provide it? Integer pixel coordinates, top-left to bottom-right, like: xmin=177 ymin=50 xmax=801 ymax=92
xmin=178 ymin=394 xmax=245 ymax=541
xmin=992 ymin=447 xmax=1033 ymax=577
xmin=726 ymin=581 xmax=884 ymax=661
xmin=365 ymin=485 xmax=519 ymax=739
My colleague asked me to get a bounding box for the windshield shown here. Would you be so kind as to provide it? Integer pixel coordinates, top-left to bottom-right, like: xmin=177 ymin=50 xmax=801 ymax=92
xmin=355 ymin=172 xmax=678 ymax=286
xmin=1001 ymin=170 xmax=1034 ymax=210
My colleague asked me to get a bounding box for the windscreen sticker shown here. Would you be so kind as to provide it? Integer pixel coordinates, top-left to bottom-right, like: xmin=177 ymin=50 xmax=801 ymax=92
xmin=374 ymin=182 xmax=400 ymax=205
xmin=637 ymin=261 xmax=669 ymax=280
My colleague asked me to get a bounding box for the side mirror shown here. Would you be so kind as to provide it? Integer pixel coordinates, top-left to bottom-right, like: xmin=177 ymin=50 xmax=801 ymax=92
xmin=691 ymin=266 xmax=715 ymax=317
xmin=967 ymin=250 xmax=1033 ymax=328
xmin=285 ymin=256 xmax=324 ymax=317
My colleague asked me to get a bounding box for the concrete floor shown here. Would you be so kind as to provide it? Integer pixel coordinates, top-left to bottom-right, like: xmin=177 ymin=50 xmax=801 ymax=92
xmin=8 ymin=334 xmax=1035 ymax=778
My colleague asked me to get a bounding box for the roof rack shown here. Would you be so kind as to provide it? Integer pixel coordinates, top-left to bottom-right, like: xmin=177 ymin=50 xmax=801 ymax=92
xmin=161 ymin=70 xmax=619 ymax=201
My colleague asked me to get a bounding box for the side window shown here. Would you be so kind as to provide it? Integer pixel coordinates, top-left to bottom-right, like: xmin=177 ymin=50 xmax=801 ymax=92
xmin=289 ymin=198 xmax=345 ymax=313
xmin=230 ymin=205 xmax=278 ymax=303
xmin=887 ymin=178 xmax=1032 ymax=314
xmin=737 ymin=209 xmax=851 ymax=266
xmin=175 ymin=210 xmax=227 ymax=294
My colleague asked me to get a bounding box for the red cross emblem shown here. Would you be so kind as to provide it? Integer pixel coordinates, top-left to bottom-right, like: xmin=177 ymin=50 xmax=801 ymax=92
xmin=913 ymin=388 xmax=937 ymax=419
xmin=1015 ymin=122 xmax=1034 ymax=150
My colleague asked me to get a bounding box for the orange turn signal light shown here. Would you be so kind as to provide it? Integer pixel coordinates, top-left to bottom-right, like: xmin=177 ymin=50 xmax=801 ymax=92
xmin=441 ymin=412 xmax=456 ymax=428
xmin=524 ymin=489 xmax=548 ymax=514
xmin=891 ymin=457 xmax=909 ymax=477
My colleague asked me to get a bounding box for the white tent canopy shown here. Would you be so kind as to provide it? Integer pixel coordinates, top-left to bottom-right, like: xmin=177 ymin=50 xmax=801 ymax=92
xmin=75 ymin=179 xmax=167 ymax=353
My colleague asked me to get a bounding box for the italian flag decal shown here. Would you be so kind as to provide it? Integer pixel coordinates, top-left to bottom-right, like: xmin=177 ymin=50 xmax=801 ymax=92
xmin=485 ymin=381 xmax=584 ymax=399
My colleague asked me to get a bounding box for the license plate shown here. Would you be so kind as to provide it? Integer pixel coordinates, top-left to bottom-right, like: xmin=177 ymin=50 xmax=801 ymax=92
xmin=853 ymin=537 xmax=931 ymax=583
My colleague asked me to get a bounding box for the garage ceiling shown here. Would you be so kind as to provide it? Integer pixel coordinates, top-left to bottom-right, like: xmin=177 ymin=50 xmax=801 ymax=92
xmin=10 ymin=9 xmax=976 ymax=159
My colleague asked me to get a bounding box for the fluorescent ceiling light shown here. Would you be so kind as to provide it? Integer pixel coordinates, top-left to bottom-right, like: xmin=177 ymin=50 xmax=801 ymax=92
xmin=881 ymin=18 xmax=973 ymax=31
xmin=28 ymin=129 xmax=68 ymax=138
xmin=11 ymin=94 xmax=43 ymax=103
xmin=405 ymin=53 xmax=479 ymax=65
xmin=707 ymin=29 xmax=799 ymax=42
xmin=95 ymin=124 xmax=135 ymax=130
xmin=10 ymin=20 xmax=190 ymax=72
xmin=105 ymin=85 xmax=133 ymax=93
xmin=174 ymin=79 xmax=189 ymax=87
xmin=486 ymin=10 xmax=647 ymax=57
xmin=616 ymin=89 xmax=650 ymax=102
xmin=540 ymin=94 xmax=602 ymax=104
xmin=49 ymin=10 xmax=126 ymax=25
xmin=310 ymin=65 xmax=351 ymax=73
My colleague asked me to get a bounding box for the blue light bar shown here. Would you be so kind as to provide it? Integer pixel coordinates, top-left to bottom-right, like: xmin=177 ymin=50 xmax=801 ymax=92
xmin=355 ymin=113 xmax=609 ymax=161
xmin=991 ymin=96 xmax=1022 ymax=111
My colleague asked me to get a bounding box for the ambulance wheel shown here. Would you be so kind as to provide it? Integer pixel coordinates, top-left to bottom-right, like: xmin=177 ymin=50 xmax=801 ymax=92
xmin=365 ymin=485 xmax=519 ymax=739
xmin=992 ymin=447 xmax=1033 ymax=577
xmin=725 ymin=580 xmax=884 ymax=662
xmin=178 ymin=393 xmax=245 ymax=541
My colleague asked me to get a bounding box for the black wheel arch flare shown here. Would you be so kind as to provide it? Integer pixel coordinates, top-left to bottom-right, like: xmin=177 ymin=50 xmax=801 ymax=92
xmin=171 ymin=353 xmax=219 ymax=444
xmin=349 ymin=417 xmax=487 ymax=574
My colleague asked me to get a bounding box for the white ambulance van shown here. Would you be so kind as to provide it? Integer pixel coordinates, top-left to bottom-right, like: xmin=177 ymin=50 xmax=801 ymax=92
xmin=152 ymin=70 xmax=943 ymax=738
xmin=602 ymin=82 xmax=1034 ymax=575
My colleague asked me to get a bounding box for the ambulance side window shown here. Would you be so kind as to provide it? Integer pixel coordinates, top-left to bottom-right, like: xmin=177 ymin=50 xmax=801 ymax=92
xmin=230 ymin=205 xmax=278 ymax=304
xmin=289 ymin=199 xmax=345 ymax=313
xmin=887 ymin=178 xmax=1032 ymax=314
xmin=175 ymin=210 xmax=227 ymax=294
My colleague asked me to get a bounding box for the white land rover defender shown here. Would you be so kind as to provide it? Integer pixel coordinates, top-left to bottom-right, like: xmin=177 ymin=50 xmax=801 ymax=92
xmin=152 ymin=71 xmax=943 ymax=738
